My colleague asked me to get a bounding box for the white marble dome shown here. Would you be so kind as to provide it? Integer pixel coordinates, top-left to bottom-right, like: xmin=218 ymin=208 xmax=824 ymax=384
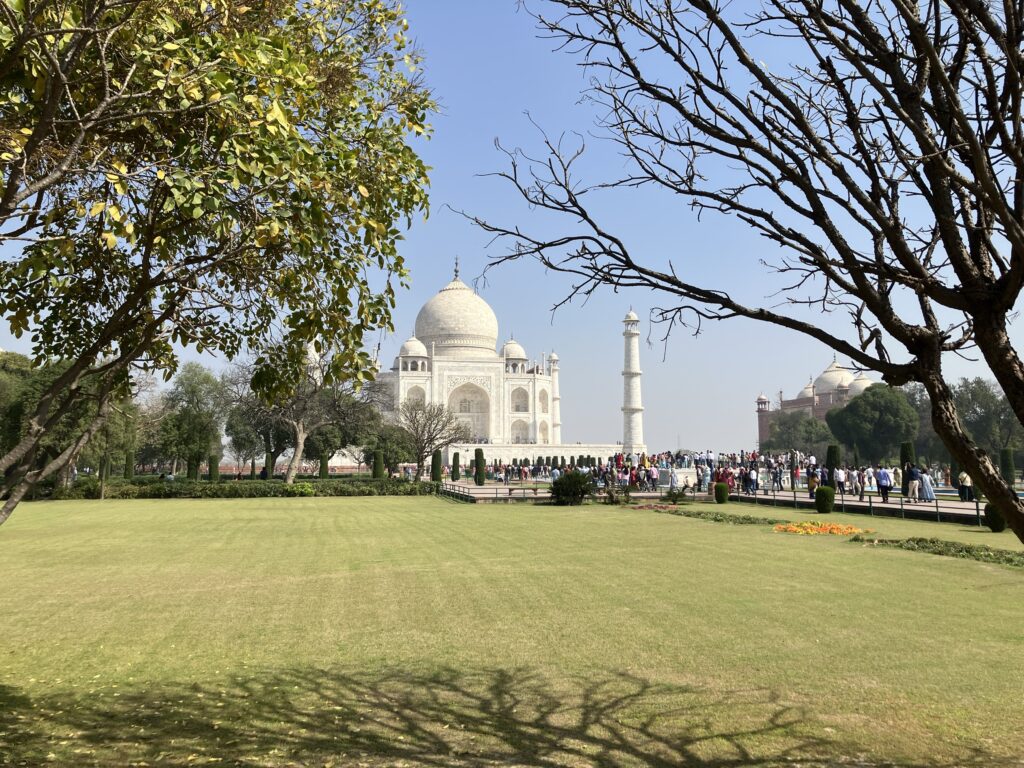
xmin=415 ymin=277 xmax=499 ymax=359
xmin=813 ymin=360 xmax=855 ymax=393
xmin=796 ymin=379 xmax=814 ymax=399
xmin=502 ymin=338 xmax=527 ymax=360
xmin=399 ymin=335 xmax=427 ymax=357
xmin=848 ymin=372 xmax=875 ymax=397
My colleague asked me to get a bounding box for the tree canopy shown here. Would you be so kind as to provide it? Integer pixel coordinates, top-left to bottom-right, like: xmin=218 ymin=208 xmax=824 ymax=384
xmin=826 ymin=386 xmax=917 ymax=463
xmin=0 ymin=0 xmax=432 ymax=522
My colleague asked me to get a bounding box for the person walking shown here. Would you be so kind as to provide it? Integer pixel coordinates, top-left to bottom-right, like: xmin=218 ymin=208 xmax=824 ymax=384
xmin=920 ymin=469 xmax=936 ymax=502
xmin=834 ymin=466 xmax=847 ymax=496
xmin=907 ymin=464 xmax=921 ymax=503
xmin=959 ymin=470 xmax=974 ymax=502
xmin=876 ymin=465 xmax=892 ymax=503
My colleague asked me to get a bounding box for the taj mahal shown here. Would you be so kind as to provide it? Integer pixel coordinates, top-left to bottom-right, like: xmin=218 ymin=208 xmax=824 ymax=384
xmin=376 ymin=263 xmax=646 ymax=464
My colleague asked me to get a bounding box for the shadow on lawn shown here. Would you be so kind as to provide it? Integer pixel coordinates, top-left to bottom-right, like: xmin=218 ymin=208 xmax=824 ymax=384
xmin=0 ymin=669 xmax=1005 ymax=767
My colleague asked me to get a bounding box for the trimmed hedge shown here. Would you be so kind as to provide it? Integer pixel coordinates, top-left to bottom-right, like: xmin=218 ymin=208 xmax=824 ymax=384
xmin=713 ymin=482 xmax=729 ymax=504
xmin=474 ymin=448 xmax=486 ymax=486
xmin=850 ymin=535 xmax=1024 ymax=569
xmin=983 ymin=503 xmax=1008 ymax=533
xmin=451 ymin=451 xmax=460 ymax=482
xmin=815 ymin=485 xmax=835 ymax=514
xmin=430 ymin=450 xmax=442 ymax=482
xmin=644 ymin=505 xmax=786 ymax=526
xmin=49 ymin=477 xmax=439 ymax=500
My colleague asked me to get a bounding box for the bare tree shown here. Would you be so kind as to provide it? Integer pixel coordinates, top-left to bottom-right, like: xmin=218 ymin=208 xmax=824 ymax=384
xmin=399 ymin=399 xmax=470 ymax=480
xmin=472 ymin=0 xmax=1024 ymax=542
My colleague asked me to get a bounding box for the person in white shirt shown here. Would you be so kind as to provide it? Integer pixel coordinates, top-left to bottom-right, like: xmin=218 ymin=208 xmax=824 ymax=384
xmin=834 ymin=467 xmax=847 ymax=495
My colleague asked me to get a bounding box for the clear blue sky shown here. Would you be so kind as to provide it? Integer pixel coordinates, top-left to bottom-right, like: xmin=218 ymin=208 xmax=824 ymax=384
xmin=0 ymin=1 xmax=1000 ymax=451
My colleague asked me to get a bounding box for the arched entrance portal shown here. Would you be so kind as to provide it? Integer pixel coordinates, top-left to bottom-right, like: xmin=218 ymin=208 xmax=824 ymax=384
xmin=449 ymin=383 xmax=490 ymax=442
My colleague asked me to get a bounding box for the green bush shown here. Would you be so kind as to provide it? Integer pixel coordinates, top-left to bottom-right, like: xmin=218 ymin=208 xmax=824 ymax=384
xmin=850 ymin=536 xmax=1024 ymax=568
xmin=824 ymin=445 xmax=840 ymax=488
xmin=815 ymin=485 xmax=835 ymax=514
xmin=451 ymin=451 xmax=460 ymax=482
xmin=1000 ymin=448 xmax=1015 ymax=486
xmin=474 ymin=449 xmax=486 ymax=486
xmin=984 ymin=503 xmax=1008 ymax=533
xmin=372 ymin=450 xmax=385 ymax=479
xmin=713 ymin=482 xmax=729 ymax=504
xmin=431 ymin=450 xmax=442 ymax=482
xmin=550 ymin=471 xmax=595 ymax=506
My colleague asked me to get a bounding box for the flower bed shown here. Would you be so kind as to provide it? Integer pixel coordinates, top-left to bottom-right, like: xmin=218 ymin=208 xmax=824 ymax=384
xmin=774 ymin=521 xmax=871 ymax=536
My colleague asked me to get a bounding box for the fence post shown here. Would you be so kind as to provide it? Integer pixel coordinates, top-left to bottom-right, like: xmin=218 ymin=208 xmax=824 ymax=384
xmin=868 ymin=495 xmax=873 ymax=516
xmin=900 ymin=496 xmax=904 ymax=519
xmin=935 ymin=498 xmax=940 ymax=523
xmin=975 ymin=498 xmax=982 ymax=527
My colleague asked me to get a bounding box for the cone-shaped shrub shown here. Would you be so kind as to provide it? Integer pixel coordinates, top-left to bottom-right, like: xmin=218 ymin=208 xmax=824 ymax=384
xmin=474 ymin=448 xmax=486 ymax=486
xmin=372 ymin=450 xmax=385 ymax=479
xmin=1000 ymin=448 xmax=1015 ymax=487
xmin=319 ymin=454 xmax=329 ymax=479
xmin=264 ymin=452 xmax=274 ymax=478
xmin=451 ymin=452 xmax=460 ymax=482
xmin=250 ymin=458 xmax=257 ymax=480
xmin=431 ymin=450 xmax=442 ymax=482
xmin=851 ymin=444 xmax=861 ymax=470
xmin=124 ymin=450 xmax=135 ymax=480
xmin=209 ymin=455 xmax=220 ymax=481
xmin=824 ymin=444 xmax=840 ymax=488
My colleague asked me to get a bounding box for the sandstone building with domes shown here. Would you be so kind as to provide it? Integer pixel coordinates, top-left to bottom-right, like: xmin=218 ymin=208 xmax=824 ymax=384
xmin=375 ymin=264 xmax=646 ymax=464
xmin=755 ymin=358 xmax=877 ymax=448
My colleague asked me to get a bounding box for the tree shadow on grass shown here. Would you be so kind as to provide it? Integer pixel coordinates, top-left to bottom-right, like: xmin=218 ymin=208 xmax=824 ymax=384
xmin=0 ymin=668 xmax=1007 ymax=767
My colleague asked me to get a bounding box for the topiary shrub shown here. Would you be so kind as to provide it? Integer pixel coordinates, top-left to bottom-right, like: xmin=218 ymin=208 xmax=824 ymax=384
xmin=900 ymin=441 xmax=916 ymax=495
xmin=1000 ymin=448 xmax=1015 ymax=488
xmin=815 ymin=485 xmax=835 ymax=514
xmin=319 ymin=454 xmax=329 ymax=480
xmin=713 ymin=482 xmax=729 ymax=504
xmin=551 ymin=471 xmax=595 ymax=505
xmin=984 ymin=503 xmax=1008 ymax=533
xmin=372 ymin=450 xmax=385 ymax=479
xmin=451 ymin=451 xmax=460 ymax=482
xmin=431 ymin=450 xmax=442 ymax=482
xmin=474 ymin=448 xmax=486 ymax=486
xmin=824 ymin=444 xmax=840 ymax=488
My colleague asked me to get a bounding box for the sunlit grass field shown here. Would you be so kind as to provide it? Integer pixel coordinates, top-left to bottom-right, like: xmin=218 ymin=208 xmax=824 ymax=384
xmin=1 ymin=497 xmax=1022 ymax=766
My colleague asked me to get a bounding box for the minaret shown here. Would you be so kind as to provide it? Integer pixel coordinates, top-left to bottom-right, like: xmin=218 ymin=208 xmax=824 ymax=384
xmin=621 ymin=310 xmax=644 ymax=454
xmin=549 ymin=352 xmax=561 ymax=444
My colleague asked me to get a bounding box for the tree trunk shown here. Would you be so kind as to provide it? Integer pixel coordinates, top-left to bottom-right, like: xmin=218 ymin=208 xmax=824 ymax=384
xmin=922 ymin=368 xmax=1024 ymax=543
xmin=284 ymin=424 xmax=306 ymax=484
xmin=974 ymin=310 xmax=1024 ymax=435
xmin=123 ymin=448 xmax=134 ymax=479
xmin=264 ymin=451 xmax=273 ymax=478
xmin=250 ymin=457 xmax=257 ymax=480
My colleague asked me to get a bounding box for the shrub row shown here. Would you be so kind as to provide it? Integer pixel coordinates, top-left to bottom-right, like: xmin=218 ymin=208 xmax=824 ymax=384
xmin=850 ymin=535 xmax=1024 ymax=569
xmin=49 ymin=477 xmax=439 ymax=500
xmin=641 ymin=504 xmax=786 ymax=526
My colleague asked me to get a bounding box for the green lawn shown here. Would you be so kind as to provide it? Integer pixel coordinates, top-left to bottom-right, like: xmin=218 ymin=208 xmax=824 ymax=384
xmin=1 ymin=498 xmax=1022 ymax=767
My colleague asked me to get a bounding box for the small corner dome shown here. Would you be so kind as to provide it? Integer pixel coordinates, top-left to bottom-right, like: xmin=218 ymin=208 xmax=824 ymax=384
xmin=399 ymin=335 xmax=427 ymax=357
xmin=813 ymin=360 xmax=855 ymax=393
xmin=848 ymin=372 xmax=875 ymax=397
xmin=624 ymin=309 xmax=639 ymax=322
xmin=796 ymin=379 xmax=814 ymax=399
xmin=548 ymin=352 xmax=559 ymax=362
xmin=502 ymin=339 xmax=527 ymax=360
xmin=756 ymin=393 xmax=770 ymax=403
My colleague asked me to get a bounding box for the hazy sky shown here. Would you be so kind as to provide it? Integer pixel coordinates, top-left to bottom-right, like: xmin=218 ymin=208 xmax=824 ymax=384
xmin=0 ymin=1 xmax=1004 ymax=451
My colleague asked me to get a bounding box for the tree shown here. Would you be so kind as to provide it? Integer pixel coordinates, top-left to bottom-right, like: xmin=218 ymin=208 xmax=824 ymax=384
xmin=362 ymin=424 xmax=415 ymax=477
xmin=0 ymin=0 xmax=432 ymax=523
xmin=474 ymin=448 xmax=486 ymax=486
xmin=759 ymin=410 xmax=834 ymax=458
xmin=225 ymin=407 xmax=262 ymax=476
xmin=430 ymin=450 xmax=442 ymax=482
xmin=451 ymin=451 xmax=461 ymax=482
xmin=159 ymin=363 xmax=224 ymax=480
xmin=399 ymin=398 xmax=469 ymax=480
xmin=826 ymin=386 xmax=918 ymax=464
xmin=474 ymin=1 xmax=1024 ymax=541
xmin=372 ymin=450 xmax=386 ymax=480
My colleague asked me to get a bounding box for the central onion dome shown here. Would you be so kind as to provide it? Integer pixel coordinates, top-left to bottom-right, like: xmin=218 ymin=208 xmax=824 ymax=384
xmin=415 ymin=276 xmax=499 ymax=359
xmin=813 ymin=360 xmax=855 ymax=393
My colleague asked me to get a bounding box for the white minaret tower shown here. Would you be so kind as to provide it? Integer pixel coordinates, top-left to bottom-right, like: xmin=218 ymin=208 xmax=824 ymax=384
xmin=622 ymin=309 xmax=645 ymax=454
xmin=550 ymin=352 xmax=562 ymax=444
